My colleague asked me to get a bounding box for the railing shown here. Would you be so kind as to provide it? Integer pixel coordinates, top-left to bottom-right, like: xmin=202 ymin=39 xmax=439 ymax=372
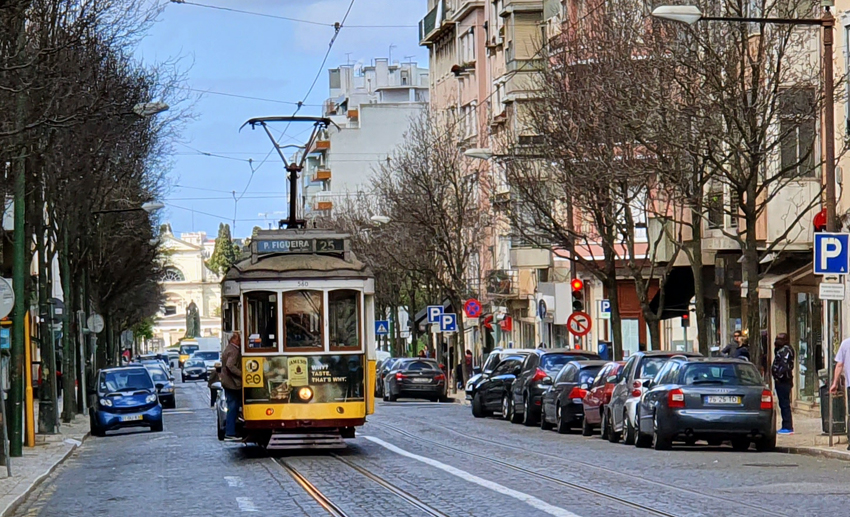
xmin=486 ymin=269 xmax=519 ymax=297
xmin=419 ymin=4 xmax=439 ymax=42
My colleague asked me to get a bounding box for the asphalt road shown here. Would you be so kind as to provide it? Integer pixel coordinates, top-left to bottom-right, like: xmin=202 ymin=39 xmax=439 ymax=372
xmin=11 ymin=384 xmax=850 ymax=517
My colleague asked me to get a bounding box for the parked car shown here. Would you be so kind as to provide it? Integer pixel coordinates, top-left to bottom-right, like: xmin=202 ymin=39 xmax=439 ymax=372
xmin=540 ymin=360 xmax=608 ymax=434
xmin=509 ymin=349 xmax=600 ymax=426
xmin=144 ymin=364 xmax=176 ymax=408
xmin=165 ymin=350 xmax=180 ymax=370
xmin=89 ymin=366 xmax=163 ymax=436
xmin=582 ymin=361 xmax=626 ymax=439
xmin=634 ymin=357 xmax=775 ymax=451
xmin=138 ymin=357 xmax=172 ymax=377
xmin=192 ymin=350 xmax=221 ymax=373
xmin=607 ymin=350 xmax=701 ymax=445
xmin=471 ymin=355 xmax=525 ymax=418
xmin=375 ymin=357 xmax=400 ymax=398
xmin=182 ymin=358 xmax=207 ymax=382
xmin=383 ymin=358 xmax=447 ymax=402
xmin=466 ymin=348 xmax=534 ymax=400
xmin=212 ymin=381 xmax=241 ymax=441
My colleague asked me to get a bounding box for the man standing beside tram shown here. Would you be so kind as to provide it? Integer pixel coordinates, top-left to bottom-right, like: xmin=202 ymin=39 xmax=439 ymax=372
xmin=221 ymin=332 xmax=243 ymax=441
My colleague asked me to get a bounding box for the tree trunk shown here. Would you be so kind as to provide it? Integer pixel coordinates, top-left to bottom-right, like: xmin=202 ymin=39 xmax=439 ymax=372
xmin=743 ymin=188 xmax=762 ymax=372
xmin=60 ymin=234 xmax=76 ymax=423
xmin=646 ymin=317 xmax=661 ymax=351
xmin=606 ymin=275 xmax=624 ymax=360
xmin=36 ymin=208 xmax=57 ymax=434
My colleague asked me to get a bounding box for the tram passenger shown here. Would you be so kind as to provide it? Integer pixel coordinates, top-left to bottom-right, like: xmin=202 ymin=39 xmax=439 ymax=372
xmin=221 ymin=333 xmax=243 ymax=441
xmin=208 ymin=362 xmax=221 ymax=407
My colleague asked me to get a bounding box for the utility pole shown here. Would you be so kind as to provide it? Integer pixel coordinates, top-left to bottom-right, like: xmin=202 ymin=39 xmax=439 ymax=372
xmin=10 ymin=149 xmax=25 ymax=457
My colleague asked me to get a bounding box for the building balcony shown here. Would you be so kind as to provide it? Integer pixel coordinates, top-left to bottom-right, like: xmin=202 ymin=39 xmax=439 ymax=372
xmin=486 ymin=269 xmax=519 ymax=298
xmin=313 ymin=200 xmax=333 ymax=211
xmin=347 ymin=108 xmax=358 ymax=120
xmin=312 ymin=168 xmax=331 ymax=182
xmin=420 ymin=0 xmax=452 ymax=45
xmin=313 ymin=139 xmax=330 ymax=152
xmin=450 ymin=0 xmax=484 ymax=21
xmin=499 ymin=0 xmax=545 ymax=16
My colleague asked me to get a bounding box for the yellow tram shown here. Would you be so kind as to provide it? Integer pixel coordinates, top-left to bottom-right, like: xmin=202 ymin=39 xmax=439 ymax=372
xmin=220 ymin=229 xmax=376 ymax=449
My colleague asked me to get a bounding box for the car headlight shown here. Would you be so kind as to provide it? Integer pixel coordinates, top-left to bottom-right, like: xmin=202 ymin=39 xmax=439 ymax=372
xmin=146 ymin=394 xmax=157 ymax=403
xmin=99 ymin=398 xmax=112 ymax=407
xmin=162 ymin=387 xmax=173 ymax=393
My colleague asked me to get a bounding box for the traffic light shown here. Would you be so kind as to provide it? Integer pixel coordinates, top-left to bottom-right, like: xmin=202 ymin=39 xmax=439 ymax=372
xmin=681 ymin=313 xmax=690 ymax=328
xmin=571 ymin=278 xmax=584 ymax=312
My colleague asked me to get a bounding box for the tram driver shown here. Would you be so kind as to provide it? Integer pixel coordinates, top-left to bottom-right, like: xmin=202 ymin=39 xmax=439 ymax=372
xmin=221 ymin=332 xmax=243 ymax=441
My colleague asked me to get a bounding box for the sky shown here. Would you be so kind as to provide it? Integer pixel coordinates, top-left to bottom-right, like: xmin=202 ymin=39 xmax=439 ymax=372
xmin=134 ymin=0 xmax=428 ymax=239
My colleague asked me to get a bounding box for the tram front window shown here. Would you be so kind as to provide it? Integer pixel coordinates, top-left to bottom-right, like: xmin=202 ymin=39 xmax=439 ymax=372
xmin=284 ymin=290 xmax=322 ymax=350
xmin=245 ymin=291 xmax=278 ymax=351
xmin=329 ymin=289 xmax=360 ymax=350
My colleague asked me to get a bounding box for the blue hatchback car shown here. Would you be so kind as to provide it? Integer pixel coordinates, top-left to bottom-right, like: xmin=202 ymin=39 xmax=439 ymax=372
xmin=90 ymin=366 xmax=163 ymax=436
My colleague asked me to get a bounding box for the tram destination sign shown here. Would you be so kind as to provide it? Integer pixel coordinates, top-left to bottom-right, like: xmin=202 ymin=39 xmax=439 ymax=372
xmin=256 ymin=238 xmax=345 ymax=255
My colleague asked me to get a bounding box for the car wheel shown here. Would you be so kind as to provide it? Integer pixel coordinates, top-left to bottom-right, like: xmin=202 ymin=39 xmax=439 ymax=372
xmin=90 ymin=413 xmax=105 ymax=437
xmin=502 ymin=395 xmax=511 ymax=420
xmin=607 ymin=408 xmax=621 ymax=443
xmin=522 ymin=396 xmax=536 ymax=426
xmin=509 ymin=396 xmax=522 ymax=424
xmin=634 ymin=410 xmax=652 ymax=448
xmin=556 ymin=405 xmax=571 ymax=434
xmin=169 ymin=399 xmax=177 ymax=409
xmin=540 ymin=405 xmax=554 ymax=431
xmin=388 ymin=391 xmax=398 ymax=402
xmin=472 ymin=393 xmax=486 ymax=418
xmin=652 ymin=414 xmax=672 ymax=451
xmin=581 ymin=414 xmax=593 ymax=436
xmin=623 ymin=410 xmax=636 ymax=445
xmin=755 ymin=432 xmax=776 ymax=452
xmin=151 ymin=420 xmax=163 ymax=433
xmin=731 ymin=438 xmax=750 ymax=451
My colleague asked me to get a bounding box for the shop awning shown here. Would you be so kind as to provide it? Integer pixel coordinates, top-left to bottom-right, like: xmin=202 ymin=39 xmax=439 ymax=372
xmin=649 ymin=267 xmax=695 ymax=320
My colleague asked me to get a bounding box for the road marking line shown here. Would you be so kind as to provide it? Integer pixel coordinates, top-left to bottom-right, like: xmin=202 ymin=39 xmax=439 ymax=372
xmin=236 ymin=497 xmax=259 ymax=512
xmin=225 ymin=476 xmax=244 ymax=487
xmin=364 ymin=436 xmax=582 ymax=517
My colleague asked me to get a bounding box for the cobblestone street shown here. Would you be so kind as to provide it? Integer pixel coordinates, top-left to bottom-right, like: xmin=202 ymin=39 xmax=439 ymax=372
xmin=10 ymin=383 xmax=850 ymax=517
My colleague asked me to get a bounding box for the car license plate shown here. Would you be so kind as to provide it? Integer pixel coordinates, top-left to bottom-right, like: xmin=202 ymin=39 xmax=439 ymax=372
xmin=412 ymin=378 xmax=431 ymax=383
xmin=120 ymin=414 xmax=143 ymax=422
xmin=705 ymin=396 xmax=740 ymax=404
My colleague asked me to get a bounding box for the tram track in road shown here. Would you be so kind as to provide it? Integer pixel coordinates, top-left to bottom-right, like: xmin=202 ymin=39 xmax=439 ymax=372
xmin=381 ymin=413 xmax=790 ymax=517
xmin=272 ymin=455 xmax=450 ymax=517
xmin=380 ymin=422 xmax=786 ymax=517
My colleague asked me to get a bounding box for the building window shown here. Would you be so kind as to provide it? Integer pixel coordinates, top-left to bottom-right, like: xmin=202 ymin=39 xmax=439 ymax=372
xmin=706 ymin=187 xmax=723 ymax=229
xmin=244 ymin=291 xmax=278 ymax=351
xmin=329 ymin=290 xmax=360 ymax=351
xmin=779 ymin=87 xmax=817 ymax=179
xmin=161 ymin=267 xmax=185 ymax=282
xmin=284 ymin=290 xmax=323 ymax=351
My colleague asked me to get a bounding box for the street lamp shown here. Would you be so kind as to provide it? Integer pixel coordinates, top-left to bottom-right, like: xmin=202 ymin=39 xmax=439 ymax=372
xmin=464 ymin=148 xmax=495 ymax=160
xmin=370 ymin=215 xmax=390 ymax=225
xmin=653 ymin=2 xmax=839 ymax=442
xmin=92 ymin=202 xmax=164 ymax=215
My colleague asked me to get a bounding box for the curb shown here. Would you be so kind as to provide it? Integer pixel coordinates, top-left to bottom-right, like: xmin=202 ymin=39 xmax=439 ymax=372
xmin=0 ymin=432 xmax=89 ymax=517
xmin=777 ymin=445 xmax=850 ymax=462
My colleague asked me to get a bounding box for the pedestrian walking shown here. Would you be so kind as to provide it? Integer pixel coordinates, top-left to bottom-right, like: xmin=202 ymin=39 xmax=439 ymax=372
xmin=220 ymin=333 xmax=243 ymax=441
xmin=829 ymin=336 xmax=850 ymax=449
xmin=463 ymin=350 xmax=473 ymax=384
xmin=771 ymin=333 xmax=795 ymax=434
xmin=735 ymin=336 xmax=751 ymax=362
xmin=721 ymin=330 xmax=742 ymax=357
xmin=418 ymin=349 xmax=426 ymax=358
xmin=208 ymin=361 xmax=221 ymax=407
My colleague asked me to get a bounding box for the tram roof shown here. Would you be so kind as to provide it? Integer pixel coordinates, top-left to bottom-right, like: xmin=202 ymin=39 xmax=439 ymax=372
xmin=223 ymin=250 xmax=372 ymax=281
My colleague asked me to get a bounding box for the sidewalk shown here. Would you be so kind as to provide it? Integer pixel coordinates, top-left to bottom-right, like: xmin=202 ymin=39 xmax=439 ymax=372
xmin=0 ymin=402 xmax=90 ymax=517
xmin=776 ymin=411 xmax=850 ymax=461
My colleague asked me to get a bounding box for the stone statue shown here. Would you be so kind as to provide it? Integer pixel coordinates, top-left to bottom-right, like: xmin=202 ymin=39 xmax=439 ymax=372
xmin=185 ymin=301 xmax=201 ymax=338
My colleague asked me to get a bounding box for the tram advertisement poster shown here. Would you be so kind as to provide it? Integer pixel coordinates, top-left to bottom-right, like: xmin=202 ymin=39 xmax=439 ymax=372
xmin=244 ymin=355 xmax=364 ymax=404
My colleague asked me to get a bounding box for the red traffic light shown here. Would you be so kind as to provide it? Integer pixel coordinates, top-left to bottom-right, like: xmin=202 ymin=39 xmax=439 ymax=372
xmin=571 ymin=279 xmax=584 ymax=291
xmin=681 ymin=313 xmax=689 ymax=320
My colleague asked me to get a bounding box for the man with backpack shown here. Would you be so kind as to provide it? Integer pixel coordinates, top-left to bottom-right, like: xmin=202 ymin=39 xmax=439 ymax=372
xmin=771 ymin=333 xmax=795 ymax=434
xmin=830 ymin=336 xmax=850 ymax=448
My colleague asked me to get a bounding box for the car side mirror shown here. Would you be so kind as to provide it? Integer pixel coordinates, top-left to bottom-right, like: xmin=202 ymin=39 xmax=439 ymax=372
xmin=155 ymin=383 xmax=164 ymax=390
xmin=642 ymin=379 xmax=651 ymax=388
xmin=606 ymin=375 xmax=618 ymax=384
xmin=541 ymin=376 xmax=552 ymax=385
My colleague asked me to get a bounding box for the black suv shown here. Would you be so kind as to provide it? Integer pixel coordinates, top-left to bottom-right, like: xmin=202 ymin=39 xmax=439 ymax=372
xmin=509 ymin=348 xmax=600 ymax=426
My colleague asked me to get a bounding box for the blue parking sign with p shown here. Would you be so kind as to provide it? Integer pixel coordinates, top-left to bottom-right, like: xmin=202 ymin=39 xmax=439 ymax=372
xmin=427 ymin=305 xmax=444 ymax=324
xmin=814 ymin=233 xmax=850 ymax=274
xmin=440 ymin=313 xmax=458 ymax=332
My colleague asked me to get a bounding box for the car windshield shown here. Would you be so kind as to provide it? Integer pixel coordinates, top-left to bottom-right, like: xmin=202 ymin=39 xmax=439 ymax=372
xmin=185 ymin=360 xmax=205 ymax=368
xmin=149 ymin=370 xmax=169 ymax=383
xmin=579 ymin=367 xmax=603 ymax=385
xmin=194 ymin=351 xmax=219 ymax=361
xmin=403 ymin=360 xmax=439 ymax=371
xmin=540 ymin=354 xmax=583 ymax=373
xmin=180 ymin=345 xmax=198 ymax=355
xmin=638 ymin=357 xmax=673 ymax=379
xmin=99 ymin=369 xmax=153 ymax=393
xmin=681 ymin=363 xmax=762 ymax=386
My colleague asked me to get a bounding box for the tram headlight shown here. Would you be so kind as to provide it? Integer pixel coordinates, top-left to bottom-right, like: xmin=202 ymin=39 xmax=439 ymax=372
xmin=297 ymin=387 xmax=313 ymax=402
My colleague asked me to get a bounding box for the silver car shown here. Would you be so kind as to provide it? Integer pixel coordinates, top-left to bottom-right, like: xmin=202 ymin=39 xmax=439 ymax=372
xmin=606 ymin=351 xmax=701 ymax=445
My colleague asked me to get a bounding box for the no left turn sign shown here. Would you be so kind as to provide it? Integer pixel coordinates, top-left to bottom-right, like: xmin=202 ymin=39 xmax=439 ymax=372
xmin=567 ymin=311 xmax=592 ymax=337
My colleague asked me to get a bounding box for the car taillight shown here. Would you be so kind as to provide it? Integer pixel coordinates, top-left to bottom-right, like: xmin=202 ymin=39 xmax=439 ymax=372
xmin=568 ymin=387 xmax=587 ymax=400
xmin=434 ymin=373 xmax=446 ymax=381
xmin=631 ymin=380 xmax=643 ymax=398
xmin=668 ymin=388 xmax=685 ymax=408
xmin=395 ymin=372 xmax=405 ymax=381
xmin=531 ymin=368 xmax=547 ymax=382
xmin=761 ymin=390 xmax=773 ymax=410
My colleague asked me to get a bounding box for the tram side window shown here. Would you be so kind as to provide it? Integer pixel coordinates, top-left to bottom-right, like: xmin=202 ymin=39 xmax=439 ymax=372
xmin=284 ymin=290 xmax=323 ymax=350
xmin=245 ymin=291 xmax=278 ymax=351
xmin=329 ymin=290 xmax=360 ymax=351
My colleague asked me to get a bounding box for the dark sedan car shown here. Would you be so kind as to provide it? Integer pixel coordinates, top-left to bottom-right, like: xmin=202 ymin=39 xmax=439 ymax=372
xmin=635 ymin=357 xmax=775 ymax=451
xmin=375 ymin=357 xmax=400 ymax=397
xmin=509 ymin=349 xmax=600 ymax=426
xmin=471 ymin=355 xmax=525 ymax=418
xmin=89 ymin=366 xmax=163 ymax=436
xmin=540 ymin=360 xmax=608 ymax=434
xmin=181 ymin=358 xmax=207 ymax=382
xmin=383 ymin=358 xmax=447 ymax=402
xmin=145 ymin=365 xmax=176 ymax=409
xmin=466 ymin=348 xmax=534 ymax=400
